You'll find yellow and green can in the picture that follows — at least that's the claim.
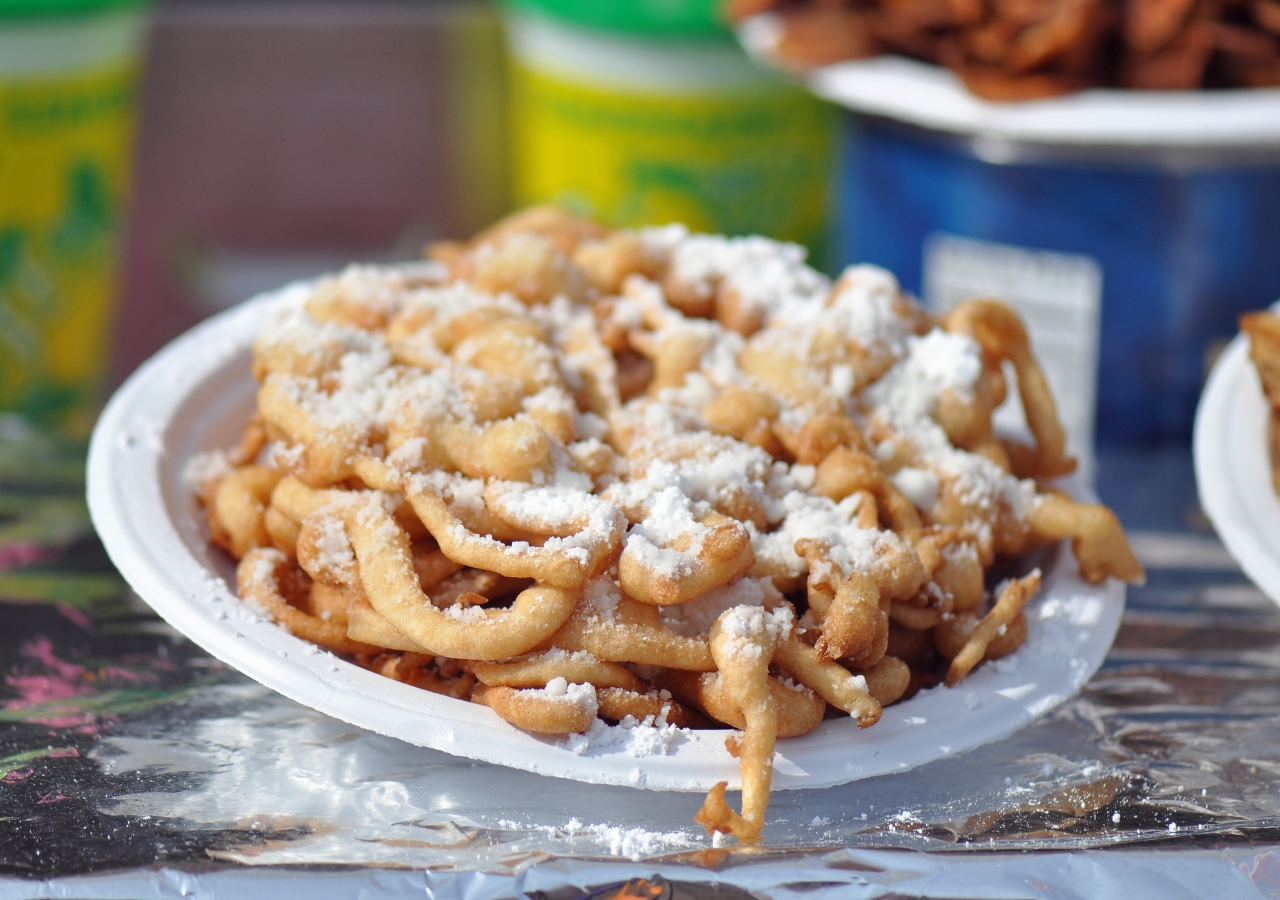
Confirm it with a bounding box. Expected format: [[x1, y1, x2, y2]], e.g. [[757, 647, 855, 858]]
[[505, 2, 836, 256], [0, 0, 147, 436]]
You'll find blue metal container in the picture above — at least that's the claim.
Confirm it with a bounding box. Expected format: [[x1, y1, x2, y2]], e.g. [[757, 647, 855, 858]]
[[837, 115, 1280, 446]]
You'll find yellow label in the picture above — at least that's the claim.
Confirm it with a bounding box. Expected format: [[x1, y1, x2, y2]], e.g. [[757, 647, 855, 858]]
[[510, 61, 836, 256], [0, 59, 138, 435]]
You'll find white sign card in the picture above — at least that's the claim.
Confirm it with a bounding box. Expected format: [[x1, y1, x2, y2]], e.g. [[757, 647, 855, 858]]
[[923, 233, 1103, 481]]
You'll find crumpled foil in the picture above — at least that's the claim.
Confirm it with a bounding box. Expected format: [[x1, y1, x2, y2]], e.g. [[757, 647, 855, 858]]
[[2, 422, 1279, 896]]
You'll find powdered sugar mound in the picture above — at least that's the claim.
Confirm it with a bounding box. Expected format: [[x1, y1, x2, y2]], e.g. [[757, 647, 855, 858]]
[[243, 548, 283, 586], [562, 712, 689, 758], [638, 223, 690, 255], [581, 577, 622, 622], [669, 234, 829, 325], [699, 330, 748, 389], [490, 475, 599, 520], [269, 442, 305, 470], [268, 350, 473, 447], [597, 825, 695, 860], [661, 576, 782, 637], [349, 491, 409, 551], [183, 450, 231, 493], [311, 513, 355, 580], [386, 436, 426, 471], [846, 674, 870, 708], [484, 462, 617, 537], [441, 604, 489, 624], [892, 466, 940, 510], [394, 282, 526, 346], [611, 414, 780, 542], [618, 483, 709, 578], [867, 329, 983, 430], [254, 291, 376, 361], [525, 648, 597, 665], [717, 604, 793, 659], [866, 328, 1037, 529], [527, 678, 599, 716], [823, 264, 913, 352], [310, 264, 417, 324], [605, 458, 728, 578], [751, 491, 908, 583]]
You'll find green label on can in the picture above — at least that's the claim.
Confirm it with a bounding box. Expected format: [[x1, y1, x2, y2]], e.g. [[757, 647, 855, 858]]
[[510, 60, 836, 258]]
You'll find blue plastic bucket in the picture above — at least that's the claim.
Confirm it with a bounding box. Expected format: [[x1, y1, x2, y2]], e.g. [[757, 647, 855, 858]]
[[837, 115, 1280, 446]]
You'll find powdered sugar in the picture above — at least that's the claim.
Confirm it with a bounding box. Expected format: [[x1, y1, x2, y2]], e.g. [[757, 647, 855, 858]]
[[661, 577, 781, 637], [866, 327, 1038, 531], [312, 514, 355, 579], [751, 491, 907, 582], [183, 450, 231, 492], [255, 289, 379, 369], [527, 678, 598, 715], [717, 604, 793, 660], [562, 712, 689, 758], [892, 466, 941, 510], [484, 465, 617, 537], [244, 548, 283, 587], [824, 264, 914, 352], [669, 234, 829, 323], [495, 817, 698, 860], [269, 442, 305, 470], [524, 648, 597, 666], [866, 330, 983, 431], [441, 603, 490, 624]]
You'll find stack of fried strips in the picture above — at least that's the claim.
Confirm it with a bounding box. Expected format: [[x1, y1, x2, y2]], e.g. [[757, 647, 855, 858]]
[[193, 207, 1144, 842], [729, 0, 1280, 100]]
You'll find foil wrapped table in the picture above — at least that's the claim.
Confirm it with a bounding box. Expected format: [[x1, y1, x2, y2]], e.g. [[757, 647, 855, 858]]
[[2, 416, 1278, 898]]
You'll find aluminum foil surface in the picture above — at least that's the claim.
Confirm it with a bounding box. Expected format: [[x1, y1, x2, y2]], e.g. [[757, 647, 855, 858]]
[[2, 423, 1279, 897]]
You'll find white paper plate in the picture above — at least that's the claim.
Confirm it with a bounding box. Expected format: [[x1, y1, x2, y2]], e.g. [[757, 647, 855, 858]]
[[1194, 333, 1280, 604], [738, 14, 1280, 147], [87, 279, 1126, 792]]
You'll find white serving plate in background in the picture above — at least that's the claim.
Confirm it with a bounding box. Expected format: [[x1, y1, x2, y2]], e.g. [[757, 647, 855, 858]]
[[87, 277, 1126, 792], [1195, 333, 1280, 605], [738, 14, 1280, 147]]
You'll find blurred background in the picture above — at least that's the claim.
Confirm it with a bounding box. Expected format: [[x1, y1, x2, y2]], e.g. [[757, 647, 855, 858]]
[[115, 0, 513, 392], [4, 0, 1280, 464]]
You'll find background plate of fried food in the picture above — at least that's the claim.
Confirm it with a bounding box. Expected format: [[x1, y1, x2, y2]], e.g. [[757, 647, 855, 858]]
[[1196, 309, 1280, 605], [734, 2, 1280, 146], [88, 266, 1129, 807]]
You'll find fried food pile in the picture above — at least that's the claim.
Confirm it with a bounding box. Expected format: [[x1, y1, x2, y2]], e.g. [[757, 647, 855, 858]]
[[192, 207, 1143, 842], [729, 0, 1280, 99], [1241, 310, 1280, 494]]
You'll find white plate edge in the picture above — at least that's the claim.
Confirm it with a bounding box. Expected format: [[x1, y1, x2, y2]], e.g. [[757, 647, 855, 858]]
[[1194, 335, 1280, 604]]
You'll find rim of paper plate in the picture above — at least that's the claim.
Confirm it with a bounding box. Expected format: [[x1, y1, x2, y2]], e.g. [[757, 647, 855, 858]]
[[1195, 333, 1280, 606], [737, 14, 1280, 148], [87, 274, 1126, 792]]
